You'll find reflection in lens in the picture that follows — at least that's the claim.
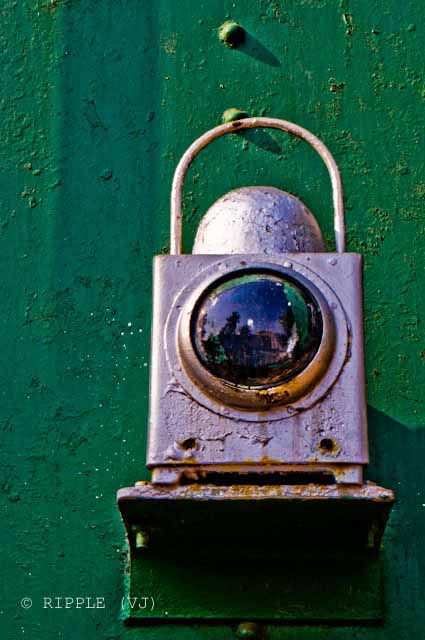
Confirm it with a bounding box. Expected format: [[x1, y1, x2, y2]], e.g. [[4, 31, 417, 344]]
[[191, 272, 323, 388]]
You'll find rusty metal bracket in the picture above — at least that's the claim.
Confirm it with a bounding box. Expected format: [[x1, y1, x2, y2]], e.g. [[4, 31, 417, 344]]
[[119, 481, 394, 551], [117, 481, 394, 622]]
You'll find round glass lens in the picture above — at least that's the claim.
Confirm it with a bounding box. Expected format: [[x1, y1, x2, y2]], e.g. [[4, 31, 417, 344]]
[[191, 272, 323, 388]]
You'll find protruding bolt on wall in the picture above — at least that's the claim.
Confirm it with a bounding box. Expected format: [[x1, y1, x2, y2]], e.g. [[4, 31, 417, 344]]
[[236, 621, 265, 639], [134, 528, 150, 549], [219, 21, 245, 48], [222, 108, 249, 123]]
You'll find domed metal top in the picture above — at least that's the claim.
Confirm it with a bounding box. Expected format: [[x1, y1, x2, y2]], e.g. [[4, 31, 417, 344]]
[[192, 186, 326, 254]]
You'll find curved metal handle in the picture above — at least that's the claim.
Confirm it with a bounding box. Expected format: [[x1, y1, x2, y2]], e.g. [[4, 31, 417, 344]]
[[170, 117, 345, 254]]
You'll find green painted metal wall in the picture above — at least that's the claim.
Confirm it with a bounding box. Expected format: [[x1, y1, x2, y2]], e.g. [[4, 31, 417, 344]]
[[1, 0, 424, 638]]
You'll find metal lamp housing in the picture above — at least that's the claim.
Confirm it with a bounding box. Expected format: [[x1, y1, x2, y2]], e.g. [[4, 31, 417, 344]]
[[148, 251, 366, 485], [117, 121, 394, 602], [146, 118, 369, 486]]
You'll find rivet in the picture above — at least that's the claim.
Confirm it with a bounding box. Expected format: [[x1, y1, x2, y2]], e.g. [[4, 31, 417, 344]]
[[328, 257, 337, 266], [331, 302, 338, 309], [222, 108, 249, 123], [236, 622, 264, 640], [283, 260, 292, 268], [219, 21, 245, 48]]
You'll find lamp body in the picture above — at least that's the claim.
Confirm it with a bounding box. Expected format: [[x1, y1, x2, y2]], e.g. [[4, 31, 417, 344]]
[[147, 251, 367, 485]]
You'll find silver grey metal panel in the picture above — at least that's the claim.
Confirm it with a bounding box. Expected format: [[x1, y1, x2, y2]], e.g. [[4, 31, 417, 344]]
[[147, 253, 368, 470]]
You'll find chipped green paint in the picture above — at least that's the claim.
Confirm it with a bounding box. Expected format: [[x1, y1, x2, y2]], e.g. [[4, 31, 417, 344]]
[[0, 0, 424, 638]]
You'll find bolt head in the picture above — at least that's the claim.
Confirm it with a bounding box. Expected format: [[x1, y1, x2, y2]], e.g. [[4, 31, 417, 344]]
[[222, 107, 249, 123], [219, 21, 245, 48], [236, 622, 264, 640]]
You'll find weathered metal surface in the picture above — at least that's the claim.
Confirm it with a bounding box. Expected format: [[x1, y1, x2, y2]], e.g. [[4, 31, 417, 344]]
[[122, 479, 393, 501], [118, 480, 394, 550], [170, 117, 346, 254], [150, 463, 364, 485], [117, 481, 393, 621], [192, 186, 326, 254], [147, 253, 368, 471], [1, 0, 424, 638]]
